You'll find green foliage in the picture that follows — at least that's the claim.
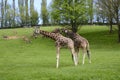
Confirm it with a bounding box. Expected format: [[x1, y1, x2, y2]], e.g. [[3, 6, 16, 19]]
[[86, 0, 93, 24], [17, 0, 39, 27], [31, 9, 39, 26], [30, 0, 39, 26], [51, 0, 88, 32], [41, 0, 49, 25], [0, 26, 120, 80], [6, 4, 14, 27], [19, 5, 26, 26]]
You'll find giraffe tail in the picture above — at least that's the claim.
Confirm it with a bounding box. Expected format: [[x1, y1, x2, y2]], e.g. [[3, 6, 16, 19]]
[[71, 54, 74, 61], [87, 50, 90, 59], [86, 43, 91, 63]]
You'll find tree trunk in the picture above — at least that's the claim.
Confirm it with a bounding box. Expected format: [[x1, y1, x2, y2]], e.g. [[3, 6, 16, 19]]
[[30, 0, 34, 27], [116, 7, 120, 43], [25, 0, 28, 26], [71, 20, 78, 33], [13, 0, 15, 27], [90, 0, 93, 24], [118, 24, 120, 43], [110, 24, 112, 33], [1, 0, 4, 28], [5, 0, 8, 27], [18, 0, 25, 27], [109, 18, 113, 33]]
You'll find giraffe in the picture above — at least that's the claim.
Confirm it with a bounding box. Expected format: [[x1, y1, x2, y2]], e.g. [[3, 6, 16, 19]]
[[33, 28, 78, 68], [52, 28, 91, 64]]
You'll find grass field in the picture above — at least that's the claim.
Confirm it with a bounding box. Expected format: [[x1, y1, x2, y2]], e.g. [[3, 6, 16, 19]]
[[0, 26, 120, 80]]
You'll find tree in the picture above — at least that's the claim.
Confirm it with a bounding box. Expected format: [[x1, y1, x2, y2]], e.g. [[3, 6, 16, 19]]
[[13, 0, 15, 27], [31, 9, 39, 26], [18, 0, 38, 27], [4, 0, 8, 27], [29, 0, 39, 26], [97, 0, 114, 33], [51, 0, 87, 32], [111, 0, 120, 42], [86, 0, 93, 24], [18, 0, 26, 27], [30, 0, 34, 26], [97, 0, 120, 42], [25, 0, 29, 26], [7, 6, 14, 27], [1, 0, 4, 28], [41, 0, 49, 26]]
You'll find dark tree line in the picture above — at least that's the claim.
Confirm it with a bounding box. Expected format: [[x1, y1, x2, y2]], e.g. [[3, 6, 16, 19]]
[[0, 0, 39, 28]]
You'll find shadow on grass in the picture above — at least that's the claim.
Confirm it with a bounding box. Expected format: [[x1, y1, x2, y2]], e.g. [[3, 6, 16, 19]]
[[80, 30, 119, 50]]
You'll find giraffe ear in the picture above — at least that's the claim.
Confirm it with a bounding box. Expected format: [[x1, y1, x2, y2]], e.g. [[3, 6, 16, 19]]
[[65, 30, 68, 33], [33, 26, 39, 33], [36, 29, 40, 33]]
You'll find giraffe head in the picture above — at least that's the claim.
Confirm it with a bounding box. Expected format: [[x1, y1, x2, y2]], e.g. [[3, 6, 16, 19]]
[[61, 28, 70, 34], [52, 28, 68, 35], [33, 27, 40, 38], [52, 28, 75, 39]]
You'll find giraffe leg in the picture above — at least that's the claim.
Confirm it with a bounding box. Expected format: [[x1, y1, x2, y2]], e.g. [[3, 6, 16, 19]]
[[75, 48, 80, 64], [70, 48, 78, 66], [82, 49, 86, 65], [74, 53, 78, 66], [56, 46, 60, 68]]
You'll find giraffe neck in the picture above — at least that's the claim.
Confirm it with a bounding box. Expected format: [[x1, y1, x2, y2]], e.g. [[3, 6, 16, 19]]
[[65, 31, 76, 40], [39, 30, 59, 41]]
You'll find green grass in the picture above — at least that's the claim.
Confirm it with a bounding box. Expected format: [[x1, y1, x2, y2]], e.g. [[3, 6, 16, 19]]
[[0, 26, 120, 80]]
